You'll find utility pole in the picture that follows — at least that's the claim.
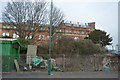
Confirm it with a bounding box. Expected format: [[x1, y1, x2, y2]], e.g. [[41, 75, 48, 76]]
[[48, 0, 53, 75]]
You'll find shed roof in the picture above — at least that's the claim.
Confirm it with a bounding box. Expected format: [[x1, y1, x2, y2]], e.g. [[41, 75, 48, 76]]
[[0, 38, 22, 47]]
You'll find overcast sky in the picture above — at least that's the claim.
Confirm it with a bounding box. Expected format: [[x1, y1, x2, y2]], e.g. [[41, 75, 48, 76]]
[[0, 0, 119, 50]]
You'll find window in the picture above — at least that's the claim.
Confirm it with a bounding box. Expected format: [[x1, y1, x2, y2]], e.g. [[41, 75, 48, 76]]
[[7, 26, 10, 28], [56, 29, 61, 32], [25, 35, 32, 39], [38, 34, 45, 40], [25, 36, 28, 39], [74, 31, 77, 33], [13, 33, 16, 38], [3, 26, 7, 28], [59, 29, 61, 32], [6, 33, 9, 36], [65, 30, 68, 33], [13, 26, 17, 29], [69, 30, 72, 33], [86, 35, 89, 37], [74, 37, 79, 40], [47, 36, 49, 39], [56, 35, 59, 40], [56, 29, 59, 32], [40, 28, 45, 30], [3, 26, 10, 29], [82, 32, 85, 34], [28, 35, 33, 39], [13, 33, 19, 38], [2, 32, 9, 36], [2, 33, 5, 36], [31, 28, 34, 30], [56, 35, 61, 40]]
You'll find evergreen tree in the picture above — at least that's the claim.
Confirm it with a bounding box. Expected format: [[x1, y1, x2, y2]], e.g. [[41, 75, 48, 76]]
[[89, 29, 112, 46]]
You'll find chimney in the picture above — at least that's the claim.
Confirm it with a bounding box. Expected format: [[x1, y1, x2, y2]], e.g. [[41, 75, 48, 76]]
[[85, 23, 87, 27], [88, 22, 95, 28]]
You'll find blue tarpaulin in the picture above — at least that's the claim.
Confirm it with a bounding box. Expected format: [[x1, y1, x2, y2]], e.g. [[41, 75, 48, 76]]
[[103, 66, 110, 71]]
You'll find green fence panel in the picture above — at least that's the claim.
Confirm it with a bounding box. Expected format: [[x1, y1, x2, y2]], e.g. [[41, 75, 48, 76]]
[[0, 42, 2, 72], [0, 40, 21, 72]]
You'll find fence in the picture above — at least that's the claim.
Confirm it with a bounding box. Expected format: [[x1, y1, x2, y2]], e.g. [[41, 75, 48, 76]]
[[2, 54, 119, 72], [60, 55, 118, 72]]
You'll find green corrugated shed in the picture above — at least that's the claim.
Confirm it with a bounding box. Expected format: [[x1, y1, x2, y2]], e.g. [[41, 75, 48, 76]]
[[0, 39, 21, 72]]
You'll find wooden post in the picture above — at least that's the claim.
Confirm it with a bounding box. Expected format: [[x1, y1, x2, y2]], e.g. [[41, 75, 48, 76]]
[[14, 59, 20, 72], [63, 54, 65, 71]]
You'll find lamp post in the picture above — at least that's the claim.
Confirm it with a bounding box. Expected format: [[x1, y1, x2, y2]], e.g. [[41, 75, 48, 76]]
[[48, 0, 53, 75]]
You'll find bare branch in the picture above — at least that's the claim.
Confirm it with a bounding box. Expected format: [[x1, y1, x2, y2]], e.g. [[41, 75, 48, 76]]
[[2, 0, 64, 41]]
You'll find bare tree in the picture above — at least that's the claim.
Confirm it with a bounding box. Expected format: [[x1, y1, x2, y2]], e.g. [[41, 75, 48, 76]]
[[2, 0, 64, 40], [51, 5, 64, 26]]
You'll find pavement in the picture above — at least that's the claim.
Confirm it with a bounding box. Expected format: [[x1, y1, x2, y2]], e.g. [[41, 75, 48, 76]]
[[1, 71, 119, 78]]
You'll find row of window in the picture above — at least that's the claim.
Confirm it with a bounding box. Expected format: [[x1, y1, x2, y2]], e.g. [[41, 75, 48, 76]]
[[2, 32, 46, 40], [2, 26, 47, 31], [25, 35, 45, 39], [24, 35, 81, 40], [56, 29, 86, 34], [2, 32, 10, 36], [2, 32, 19, 38], [40, 28, 88, 35], [2, 26, 87, 35], [2, 26, 17, 29], [65, 30, 86, 34], [64, 23, 88, 28], [2, 32, 83, 40]]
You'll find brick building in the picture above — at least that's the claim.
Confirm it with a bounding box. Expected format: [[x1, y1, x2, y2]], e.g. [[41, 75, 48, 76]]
[[0, 21, 95, 45]]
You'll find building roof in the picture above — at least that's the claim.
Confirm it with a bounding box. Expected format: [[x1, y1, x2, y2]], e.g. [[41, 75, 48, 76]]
[[0, 20, 95, 29], [63, 22, 94, 29]]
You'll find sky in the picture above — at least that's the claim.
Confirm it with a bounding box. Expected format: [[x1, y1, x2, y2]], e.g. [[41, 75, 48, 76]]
[[53, 0, 118, 50], [0, 0, 119, 50]]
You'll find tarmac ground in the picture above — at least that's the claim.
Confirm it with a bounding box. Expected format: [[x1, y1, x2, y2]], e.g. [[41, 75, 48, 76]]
[[1, 71, 118, 78]]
